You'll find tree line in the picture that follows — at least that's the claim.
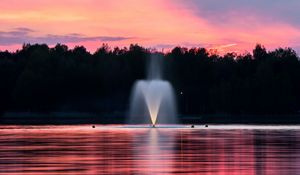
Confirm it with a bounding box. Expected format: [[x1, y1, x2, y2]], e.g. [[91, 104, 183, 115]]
[[0, 43, 300, 116]]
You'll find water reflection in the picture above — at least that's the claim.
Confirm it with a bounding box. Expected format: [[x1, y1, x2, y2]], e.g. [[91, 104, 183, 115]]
[[0, 125, 299, 174], [133, 129, 176, 174]]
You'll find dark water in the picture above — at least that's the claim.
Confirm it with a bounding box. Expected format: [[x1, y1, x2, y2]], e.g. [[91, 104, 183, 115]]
[[0, 125, 299, 175]]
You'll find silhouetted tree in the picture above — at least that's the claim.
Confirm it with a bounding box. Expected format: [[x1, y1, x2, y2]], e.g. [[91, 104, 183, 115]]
[[0, 43, 299, 117]]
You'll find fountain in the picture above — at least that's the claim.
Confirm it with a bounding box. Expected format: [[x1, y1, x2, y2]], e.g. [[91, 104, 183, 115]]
[[129, 55, 177, 126]]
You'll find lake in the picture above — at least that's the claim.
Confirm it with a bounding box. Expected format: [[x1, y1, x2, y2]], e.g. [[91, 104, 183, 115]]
[[0, 125, 299, 174]]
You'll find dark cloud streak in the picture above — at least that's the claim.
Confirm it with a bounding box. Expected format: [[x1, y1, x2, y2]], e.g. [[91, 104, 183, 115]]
[[0, 28, 133, 45]]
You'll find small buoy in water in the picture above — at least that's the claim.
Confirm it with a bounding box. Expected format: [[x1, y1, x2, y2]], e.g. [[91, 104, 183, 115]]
[[205, 125, 208, 128], [191, 125, 194, 128], [92, 125, 95, 128]]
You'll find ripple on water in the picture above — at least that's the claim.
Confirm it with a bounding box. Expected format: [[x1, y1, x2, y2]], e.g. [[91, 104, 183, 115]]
[[0, 125, 299, 175]]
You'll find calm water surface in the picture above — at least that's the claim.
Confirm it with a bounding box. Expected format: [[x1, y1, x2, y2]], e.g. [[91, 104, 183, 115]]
[[0, 125, 299, 175]]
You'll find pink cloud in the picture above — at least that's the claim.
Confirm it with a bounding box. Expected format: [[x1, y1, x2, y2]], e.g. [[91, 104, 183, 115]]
[[0, 0, 299, 54]]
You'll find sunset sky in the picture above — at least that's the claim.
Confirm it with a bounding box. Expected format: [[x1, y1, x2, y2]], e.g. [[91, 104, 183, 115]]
[[1, 0, 300, 54]]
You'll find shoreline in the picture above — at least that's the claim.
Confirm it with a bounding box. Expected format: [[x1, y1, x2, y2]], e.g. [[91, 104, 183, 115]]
[[0, 112, 300, 125]]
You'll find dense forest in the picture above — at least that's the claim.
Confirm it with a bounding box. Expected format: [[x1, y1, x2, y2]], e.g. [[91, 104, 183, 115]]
[[0, 43, 300, 116]]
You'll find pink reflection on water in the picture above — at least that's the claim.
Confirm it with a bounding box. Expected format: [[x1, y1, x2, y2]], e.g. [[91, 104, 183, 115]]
[[0, 125, 299, 174]]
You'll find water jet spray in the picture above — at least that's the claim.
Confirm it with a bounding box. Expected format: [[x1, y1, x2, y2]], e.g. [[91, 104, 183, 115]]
[[129, 55, 177, 125]]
